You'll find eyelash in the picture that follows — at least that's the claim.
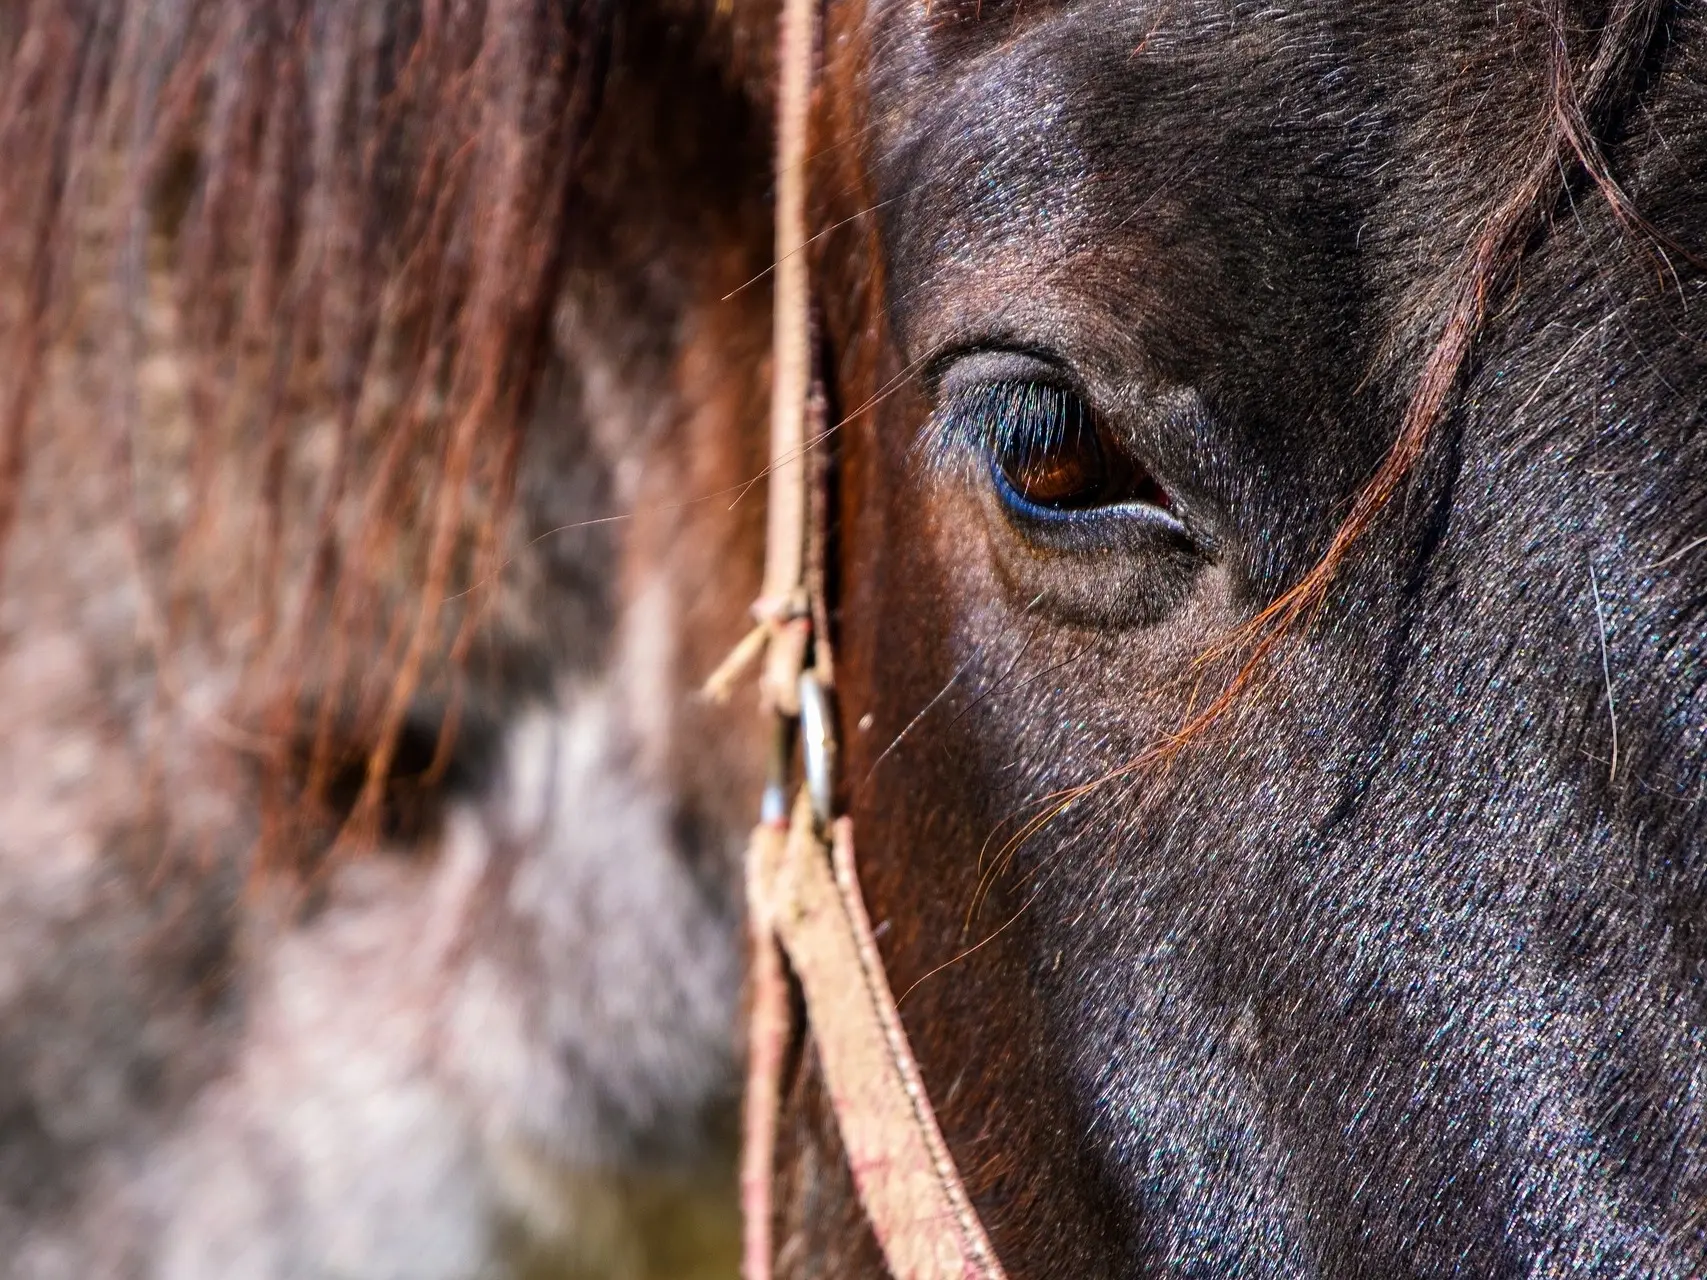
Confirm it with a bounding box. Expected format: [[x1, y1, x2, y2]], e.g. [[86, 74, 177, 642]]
[[924, 380, 1085, 476], [926, 379, 1173, 519]]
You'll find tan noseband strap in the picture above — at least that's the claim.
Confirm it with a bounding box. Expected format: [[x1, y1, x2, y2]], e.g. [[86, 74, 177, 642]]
[[753, 794, 1010, 1278], [726, 0, 1010, 1276]]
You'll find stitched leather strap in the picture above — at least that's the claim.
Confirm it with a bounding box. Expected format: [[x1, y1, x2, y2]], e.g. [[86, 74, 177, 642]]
[[759, 792, 1008, 1279], [735, 0, 1008, 1274]]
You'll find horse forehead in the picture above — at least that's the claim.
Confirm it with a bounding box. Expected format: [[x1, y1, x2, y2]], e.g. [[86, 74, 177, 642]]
[[862, 0, 1398, 370], [866, 0, 1380, 136]]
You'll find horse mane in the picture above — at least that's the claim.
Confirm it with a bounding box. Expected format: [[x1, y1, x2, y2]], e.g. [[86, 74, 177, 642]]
[[0, 0, 616, 846]]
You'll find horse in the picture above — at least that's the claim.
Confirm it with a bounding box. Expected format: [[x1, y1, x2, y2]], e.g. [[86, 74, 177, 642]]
[[0, 2, 771, 1274], [778, 1, 1707, 1274], [1, 0, 1704, 1278]]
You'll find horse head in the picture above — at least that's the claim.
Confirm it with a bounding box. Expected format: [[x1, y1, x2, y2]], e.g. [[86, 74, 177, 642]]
[[784, 1, 1707, 1273]]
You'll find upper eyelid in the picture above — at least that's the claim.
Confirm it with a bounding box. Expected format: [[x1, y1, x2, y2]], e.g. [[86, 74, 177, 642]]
[[926, 345, 1079, 399]]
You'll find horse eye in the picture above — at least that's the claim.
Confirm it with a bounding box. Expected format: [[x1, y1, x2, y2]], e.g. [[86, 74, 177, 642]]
[[998, 408, 1109, 508], [987, 383, 1169, 514]]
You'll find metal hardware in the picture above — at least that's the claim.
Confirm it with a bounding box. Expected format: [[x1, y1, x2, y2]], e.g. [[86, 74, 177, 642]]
[[738, 0, 1008, 1269], [760, 715, 792, 827], [797, 668, 836, 829]]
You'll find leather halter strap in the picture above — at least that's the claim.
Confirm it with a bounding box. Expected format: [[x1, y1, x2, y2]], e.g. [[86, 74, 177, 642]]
[[723, 0, 1010, 1276]]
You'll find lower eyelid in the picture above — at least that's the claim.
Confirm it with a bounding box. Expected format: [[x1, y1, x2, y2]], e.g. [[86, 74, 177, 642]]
[[992, 460, 1187, 532]]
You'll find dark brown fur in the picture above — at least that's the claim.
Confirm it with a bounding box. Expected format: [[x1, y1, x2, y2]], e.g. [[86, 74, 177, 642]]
[[780, 1, 1707, 1275]]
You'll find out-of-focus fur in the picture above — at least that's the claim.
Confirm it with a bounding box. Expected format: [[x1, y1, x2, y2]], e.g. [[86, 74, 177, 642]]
[[0, 2, 777, 1275]]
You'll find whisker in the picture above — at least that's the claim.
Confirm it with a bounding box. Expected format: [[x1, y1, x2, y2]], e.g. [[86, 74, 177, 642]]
[[1589, 556, 1620, 785], [896, 883, 1042, 1007], [944, 638, 1094, 738], [719, 197, 901, 302]]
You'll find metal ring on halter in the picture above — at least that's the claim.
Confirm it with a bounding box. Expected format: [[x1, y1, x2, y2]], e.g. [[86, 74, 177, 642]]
[[760, 716, 792, 827], [797, 668, 836, 829]]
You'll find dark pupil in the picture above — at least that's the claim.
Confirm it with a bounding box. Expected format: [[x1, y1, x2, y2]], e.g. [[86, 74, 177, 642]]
[[997, 386, 1108, 508]]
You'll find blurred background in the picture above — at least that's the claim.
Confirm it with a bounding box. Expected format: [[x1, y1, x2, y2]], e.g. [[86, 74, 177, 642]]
[[0, 1, 780, 1275]]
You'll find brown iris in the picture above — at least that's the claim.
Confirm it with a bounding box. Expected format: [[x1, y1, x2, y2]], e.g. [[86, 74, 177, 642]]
[[991, 382, 1173, 513], [999, 412, 1111, 508]]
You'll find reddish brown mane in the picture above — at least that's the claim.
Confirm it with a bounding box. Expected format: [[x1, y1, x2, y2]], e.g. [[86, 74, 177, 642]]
[[0, 0, 611, 848]]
